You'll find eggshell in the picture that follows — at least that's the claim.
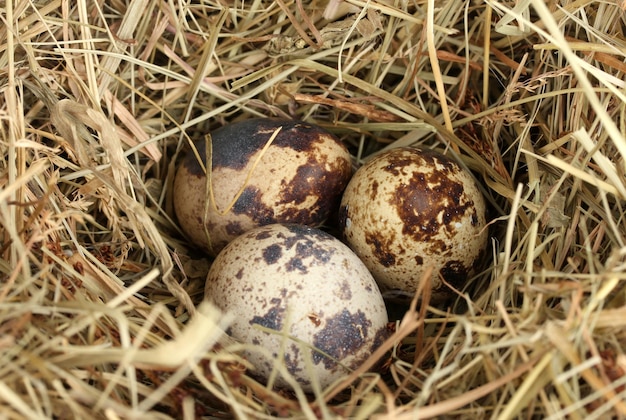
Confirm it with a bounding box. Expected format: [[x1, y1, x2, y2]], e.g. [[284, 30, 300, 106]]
[[339, 147, 488, 301], [204, 223, 389, 391], [173, 118, 352, 256]]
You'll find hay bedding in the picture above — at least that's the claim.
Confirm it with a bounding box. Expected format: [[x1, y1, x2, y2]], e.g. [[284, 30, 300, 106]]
[[1, 0, 626, 417]]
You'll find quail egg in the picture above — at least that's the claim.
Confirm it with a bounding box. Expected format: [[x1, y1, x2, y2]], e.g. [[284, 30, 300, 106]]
[[174, 119, 352, 256], [339, 147, 488, 302], [204, 223, 389, 390]]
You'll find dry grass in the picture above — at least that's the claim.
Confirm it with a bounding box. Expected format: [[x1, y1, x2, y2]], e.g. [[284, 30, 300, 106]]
[[1, 0, 626, 418]]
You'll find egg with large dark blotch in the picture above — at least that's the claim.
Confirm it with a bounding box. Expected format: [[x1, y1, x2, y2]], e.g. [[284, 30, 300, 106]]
[[339, 147, 488, 302], [173, 118, 352, 256], [204, 223, 389, 391]]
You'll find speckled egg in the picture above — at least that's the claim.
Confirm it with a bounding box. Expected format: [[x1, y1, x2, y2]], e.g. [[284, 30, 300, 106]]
[[339, 147, 488, 301], [204, 223, 389, 391], [174, 118, 352, 256]]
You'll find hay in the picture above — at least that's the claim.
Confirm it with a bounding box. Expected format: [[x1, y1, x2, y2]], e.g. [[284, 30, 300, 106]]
[[1, 0, 626, 417]]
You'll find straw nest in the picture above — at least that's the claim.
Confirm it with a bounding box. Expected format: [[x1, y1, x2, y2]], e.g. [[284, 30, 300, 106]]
[[1, 0, 626, 418]]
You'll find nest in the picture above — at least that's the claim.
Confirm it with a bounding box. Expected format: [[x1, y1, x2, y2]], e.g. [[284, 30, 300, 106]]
[[1, 0, 626, 418]]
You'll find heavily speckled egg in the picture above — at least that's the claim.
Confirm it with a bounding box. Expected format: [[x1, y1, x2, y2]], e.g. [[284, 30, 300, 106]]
[[204, 223, 389, 391], [174, 118, 352, 256], [339, 147, 488, 301]]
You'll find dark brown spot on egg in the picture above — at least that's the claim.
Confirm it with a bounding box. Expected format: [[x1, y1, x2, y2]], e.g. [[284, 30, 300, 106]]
[[277, 156, 351, 224], [297, 241, 333, 264], [255, 229, 272, 240], [262, 244, 282, 264], [250, 298, 284, 331], [212, 120, 268, 170], [369, 179, 379, 200], [370, 325, 391, 354], [284, 345, 305, 377], [181, 120, 278, 174], [180, 145, 208, 178], [336, 279, 352, 300], [312, 309, 371, 370], [427, 238, 450, 254], [286, 257, 307, 273], [279, 121, 336, 152], [232, 186, 276, 224], [390, 152, 473, 244], [345, 325, 393, 372], [381, 156, 414, 176], [284, 222, 334, 242], [278, 160, 324, 205], [225, 220, 244, 236], [276, 225, 337, 271], [365, 232, 396, 267]]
